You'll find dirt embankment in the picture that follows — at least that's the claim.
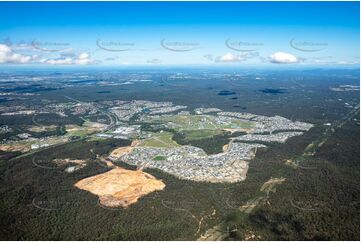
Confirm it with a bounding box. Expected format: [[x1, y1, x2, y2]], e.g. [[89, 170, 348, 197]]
[[222, 144, 229, 152], [109, 140, 140, 160], [74, 167, 165, 208], [53, 158, 87, 166], [53, 158, 87, 173], [28, 125, 57, 132], [260, 177, 286, 194], [0, 144, 30, 153]]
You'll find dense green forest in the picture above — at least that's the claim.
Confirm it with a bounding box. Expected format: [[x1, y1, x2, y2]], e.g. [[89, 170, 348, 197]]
[[0, 119, 359, 240], [0, 70, 359, 240]]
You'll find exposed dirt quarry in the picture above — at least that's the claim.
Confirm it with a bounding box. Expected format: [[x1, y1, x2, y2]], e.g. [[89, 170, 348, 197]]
[[74, 167, 165, 208]]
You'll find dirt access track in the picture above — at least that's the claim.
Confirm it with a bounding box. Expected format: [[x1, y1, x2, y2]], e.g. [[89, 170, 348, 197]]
[[75, 167, 165, 208]]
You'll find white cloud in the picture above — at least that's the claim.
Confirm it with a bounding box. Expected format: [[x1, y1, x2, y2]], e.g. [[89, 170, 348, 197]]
[[215, 52, 258, 63], [217, 53, 239, 62], [0, 44, 36, 64], [0, 42, 97, 65], [75, 52, 93, 64], [41, 52, 96, 65], [78, 52, 89, 60], [269, 52, 299, 64]]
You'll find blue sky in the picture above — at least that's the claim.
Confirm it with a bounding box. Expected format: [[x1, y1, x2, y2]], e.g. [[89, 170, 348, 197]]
[[0, 1, 359, 67]]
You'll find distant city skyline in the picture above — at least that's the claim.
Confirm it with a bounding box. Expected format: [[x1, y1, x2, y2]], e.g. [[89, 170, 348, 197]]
[[0, 1, 359, 68]]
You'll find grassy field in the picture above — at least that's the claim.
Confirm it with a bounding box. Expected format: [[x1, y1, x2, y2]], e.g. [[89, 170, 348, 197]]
[[179, 129, 223, 141], [147, 114, 254, 131], [65, 122, 104, 138], [140, 131, 180, 148], [152, 155, 167, 161]]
